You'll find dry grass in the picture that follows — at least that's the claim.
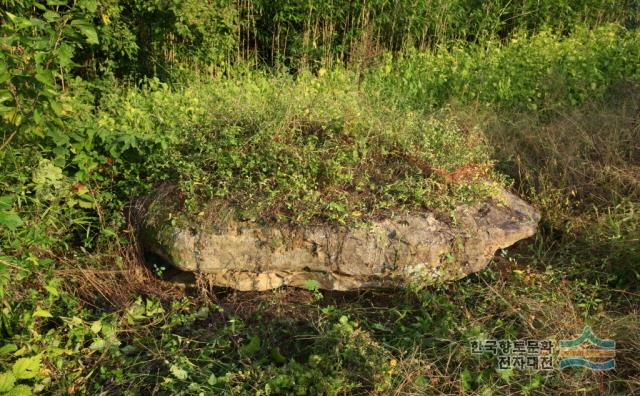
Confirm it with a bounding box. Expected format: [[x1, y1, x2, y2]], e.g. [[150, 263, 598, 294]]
[[478, 82, 640, 212], [55, 226, 185, 310]]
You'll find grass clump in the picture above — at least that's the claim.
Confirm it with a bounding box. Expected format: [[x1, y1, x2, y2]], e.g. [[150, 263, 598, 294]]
[[476, 82, 640, 291]]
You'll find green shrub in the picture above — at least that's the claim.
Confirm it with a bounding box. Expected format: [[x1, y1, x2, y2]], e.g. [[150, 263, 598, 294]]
[[87, 70, 500, 225], [366, 25, 640, 111]]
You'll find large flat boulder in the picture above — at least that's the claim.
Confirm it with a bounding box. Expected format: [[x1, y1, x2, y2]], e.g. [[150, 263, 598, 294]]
[[140, 189, 539, 291]]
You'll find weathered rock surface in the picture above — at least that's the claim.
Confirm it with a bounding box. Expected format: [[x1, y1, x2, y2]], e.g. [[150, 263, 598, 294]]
[[140, 189, 540, 291]]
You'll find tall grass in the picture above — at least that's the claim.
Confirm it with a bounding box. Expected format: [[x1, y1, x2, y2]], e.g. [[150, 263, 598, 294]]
[[476, 82, 640, 290], [80, 0, 640, 79], [365, 25, 640, 111], [239, 0, 637, 68]]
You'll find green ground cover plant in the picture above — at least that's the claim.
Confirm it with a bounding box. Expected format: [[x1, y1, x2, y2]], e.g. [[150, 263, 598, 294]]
[[93, 72, 500, 225], [1, 1, 639, 395]]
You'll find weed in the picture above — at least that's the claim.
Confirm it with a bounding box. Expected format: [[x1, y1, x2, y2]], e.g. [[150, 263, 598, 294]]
[[0, 2, 639, 394]]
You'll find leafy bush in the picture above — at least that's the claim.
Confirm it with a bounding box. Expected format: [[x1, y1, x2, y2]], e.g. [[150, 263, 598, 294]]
[[1, 0, 98, 152], [91, 71, 498, 224], [367, 25, 640, 111]]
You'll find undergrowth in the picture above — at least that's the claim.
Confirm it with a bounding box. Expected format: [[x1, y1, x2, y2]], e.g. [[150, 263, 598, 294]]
[[96, 72, 500, 225], [0, 6, 639, 395]]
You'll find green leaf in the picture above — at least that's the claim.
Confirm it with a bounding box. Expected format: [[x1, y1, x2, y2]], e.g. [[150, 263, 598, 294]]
[[126, 299, 146, 323], [79, 0, 97, 12], [239, 336, 261, 357], [460, 368, 474, 391], [0, 196, 13, 210], [48, 99, 63, 116], [194, 306, 209, 320], [524, 374, 542, 390], [0, 90, 12, 103], [4, 13, 32, 29], [43, 11, 60, 22], [33, 309, 53, 318], [89, 338, 105, 351], [0, 211, 23, 231], [414, 375, 428, 388], [44, 285, 59, 297], [169, 365, 188, 380], [55, 43, 75, 68], [4, 12, 17, 23], [0, 344, 18, 355], [0, 65, 10, 84], [35, 69, 54, 87], [12, 356, 41, 380], [90, 320, 102, 334], [303, 279, 320, 292], [6, 384, 33, 396], [0, 371, 16, 393], [71, 20, 98, 45], [77, 196, 94, 209], [497, 368, 514, 382], [270, 347, 286, 364]]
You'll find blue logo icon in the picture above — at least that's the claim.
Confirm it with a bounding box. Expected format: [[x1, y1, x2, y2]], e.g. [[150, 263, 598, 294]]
[[559, 327, 615, 370]]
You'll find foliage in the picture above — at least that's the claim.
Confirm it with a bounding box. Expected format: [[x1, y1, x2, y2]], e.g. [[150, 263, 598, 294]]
[[244, 0, 637, 69], [366, 25, 640, 111], [476, 83, 640, 290], [98, 71, 498, 225], [0, 1, 639, 395], [89, 0, 238, 80], [87, 0, 640, 76], [5, 0, 636, 80], [0, 0, 98, 152], [1, 247, 637, 394]]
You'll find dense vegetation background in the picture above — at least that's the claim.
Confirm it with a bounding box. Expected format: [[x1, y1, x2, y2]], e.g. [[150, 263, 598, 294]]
[[1, 0, 639, 394]]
